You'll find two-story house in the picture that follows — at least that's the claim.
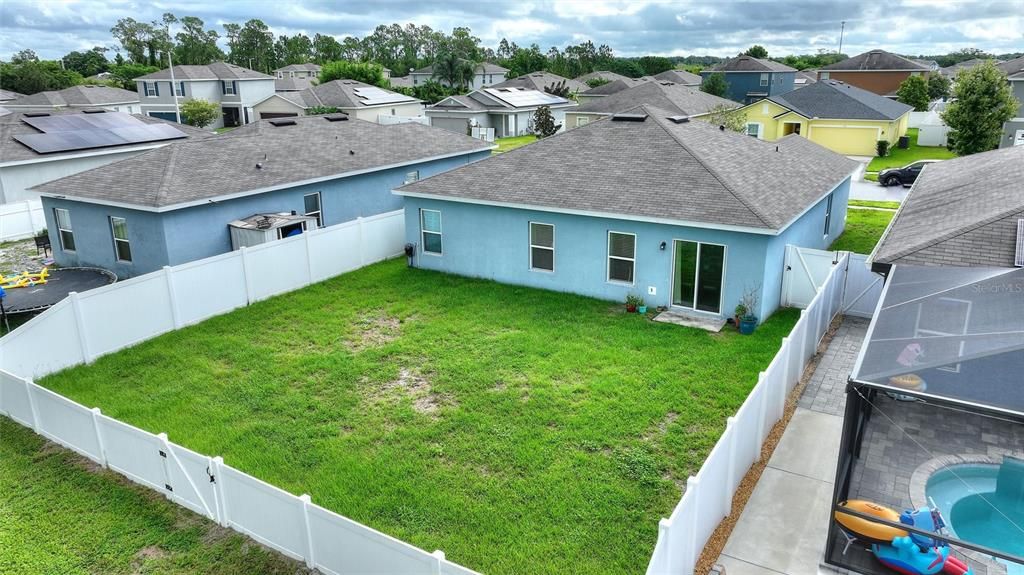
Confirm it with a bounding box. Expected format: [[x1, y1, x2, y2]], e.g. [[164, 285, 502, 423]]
[[998, 56, 1024, 148], [136, 62, 276, 129], [273, 63, 321, 80], [700, 56, 797, 104], [408, 63, 509, 91], [816, 50, 931, 97]]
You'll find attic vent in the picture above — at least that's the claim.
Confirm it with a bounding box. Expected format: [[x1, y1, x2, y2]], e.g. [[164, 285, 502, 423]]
[[1015, 219, 1024, 267], [667, 115, 690, 124], [269, 118, 297, 126], [323, 114, 349, 122], [23, 112, 50, 117], [611, 113, 648, 122], [82, 109, 107, 114]]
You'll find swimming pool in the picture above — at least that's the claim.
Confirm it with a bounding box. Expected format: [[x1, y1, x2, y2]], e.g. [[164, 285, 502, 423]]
[[926, 463, 1024, 575]]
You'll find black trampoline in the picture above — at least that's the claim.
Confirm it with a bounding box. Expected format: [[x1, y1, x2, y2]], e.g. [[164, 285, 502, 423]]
[[1, 267, 116, 314]]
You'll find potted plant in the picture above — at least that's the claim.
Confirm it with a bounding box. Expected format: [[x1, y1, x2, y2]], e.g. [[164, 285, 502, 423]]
[[625, 294, 642, 313], [738, 286, 761, 335], [733, 303, 747, 330], [637, 297, 647, 314]]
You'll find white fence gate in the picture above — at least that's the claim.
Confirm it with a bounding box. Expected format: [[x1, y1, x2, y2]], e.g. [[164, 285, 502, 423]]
[[470, 127, 495, 142], [0, 209, 479, 575], [378, 114, 430, 126], [0, 199, 46, 243], [781, 245, 883, 318]]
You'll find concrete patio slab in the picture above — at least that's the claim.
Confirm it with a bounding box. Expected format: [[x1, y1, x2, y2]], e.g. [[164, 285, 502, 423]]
[[653, 309, 726, 332], [717, 552, 788, 575], [768, 408, 844, 483]]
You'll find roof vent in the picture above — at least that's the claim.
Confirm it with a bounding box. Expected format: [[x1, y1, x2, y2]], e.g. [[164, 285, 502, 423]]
[[667, 115, 690, 124], [82, 109, 107, 114], [611, 113, 648, 122], [23, 112, 50, 117], [268, 118, 296, 127], [1015, 219, 1024, 267], [323, 114, 349, 122], [719, 125, 726, 131]]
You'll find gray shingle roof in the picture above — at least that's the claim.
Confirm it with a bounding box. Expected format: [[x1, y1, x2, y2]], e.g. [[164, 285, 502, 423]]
[[32, 115, 491, 209], [872, 146, 1024, 267], [491, 72, 588, 94], [0, 89, 24, 102], [575, 70, 633, 84], [3, 85, 139, 107], [263, 80, 419, 110], [0, 110, 213, 164], [274, 63, 321, 73], [998, 55, 1024, 79], [819, 50, 930, 72], [275, 77, 314, 92], [580, 77, 649, 96], [767, 80, 913, 121], [653, 69, 702, 85], [398, 104, 858, 232], [136, 62, 273, 81], [712, 56, 796, 73], [575, 81, 738, 116]]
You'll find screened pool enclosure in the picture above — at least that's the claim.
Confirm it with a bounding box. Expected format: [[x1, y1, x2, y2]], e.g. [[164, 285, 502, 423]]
[[828, 265, 1024, 575]]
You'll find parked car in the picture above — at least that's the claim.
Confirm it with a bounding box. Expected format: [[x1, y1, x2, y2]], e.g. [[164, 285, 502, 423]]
[[878, 160, 940, 187]]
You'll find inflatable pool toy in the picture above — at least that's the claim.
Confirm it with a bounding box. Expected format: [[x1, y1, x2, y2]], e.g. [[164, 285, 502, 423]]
[[835, 500, 909, 544], [900, 506, 944, 549], [873, 536, 949, 575], [0, 267, 49, 289]]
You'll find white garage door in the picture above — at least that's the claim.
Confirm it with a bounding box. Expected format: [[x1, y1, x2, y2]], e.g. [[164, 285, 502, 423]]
[[430, 117, 469, 134]]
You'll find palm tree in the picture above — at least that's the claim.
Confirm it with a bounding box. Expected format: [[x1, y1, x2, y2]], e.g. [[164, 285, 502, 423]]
[[432, 51, 476, 91]]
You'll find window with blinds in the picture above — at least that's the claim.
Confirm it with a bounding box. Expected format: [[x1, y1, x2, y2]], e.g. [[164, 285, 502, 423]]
[[529, 222, 554, 271], [420, 209, 442, 255], [607, 231, 636, 284]]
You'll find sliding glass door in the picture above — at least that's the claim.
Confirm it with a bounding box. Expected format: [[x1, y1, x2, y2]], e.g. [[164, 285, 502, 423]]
[[672, 240, 725, 314]]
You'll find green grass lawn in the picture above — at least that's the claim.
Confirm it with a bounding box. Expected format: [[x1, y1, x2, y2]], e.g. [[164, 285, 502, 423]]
[[0, 418, 305, 575], [864, 172, 879, 182], [36, 259, 797, 575], [866, 128, 958, 172], [848, 200, 900, 210], [829, 208, 895, 254], [213, 126, 236, 134], [492, 135, 537, 154]]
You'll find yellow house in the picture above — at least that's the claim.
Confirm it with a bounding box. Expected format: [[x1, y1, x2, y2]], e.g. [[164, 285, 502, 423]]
[[734, 80, 912, 156]]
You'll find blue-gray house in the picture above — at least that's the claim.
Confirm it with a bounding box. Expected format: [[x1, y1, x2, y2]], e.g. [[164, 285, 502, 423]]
[[394, 104, 858, 322], [33, 115, 492, 277], [700, 56, 797, 104]]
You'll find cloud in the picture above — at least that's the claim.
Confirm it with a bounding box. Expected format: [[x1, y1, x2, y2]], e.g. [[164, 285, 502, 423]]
[[1, 0, 1022, 60]]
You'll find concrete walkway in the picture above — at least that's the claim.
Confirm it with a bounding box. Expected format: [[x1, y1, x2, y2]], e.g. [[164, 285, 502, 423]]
[[716, 317, 869, 575]]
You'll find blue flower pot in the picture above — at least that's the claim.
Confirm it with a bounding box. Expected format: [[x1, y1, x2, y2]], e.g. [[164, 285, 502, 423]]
[[739, 316, 758, 335], [637, 306, 647, 314]]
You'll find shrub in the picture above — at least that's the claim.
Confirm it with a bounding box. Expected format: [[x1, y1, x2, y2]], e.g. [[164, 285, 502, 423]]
[[179, 98, 219, 129], [876, 140, 890, 157]]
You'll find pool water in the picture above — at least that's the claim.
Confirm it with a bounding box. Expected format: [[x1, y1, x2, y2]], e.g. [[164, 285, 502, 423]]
[[926, 463, 1024, 575]]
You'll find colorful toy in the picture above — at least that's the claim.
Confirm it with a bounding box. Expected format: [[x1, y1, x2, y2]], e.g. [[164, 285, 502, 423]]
[[0, 267, 49, 289], [835, 500, 909, 544], [873, 536, 949, 575]]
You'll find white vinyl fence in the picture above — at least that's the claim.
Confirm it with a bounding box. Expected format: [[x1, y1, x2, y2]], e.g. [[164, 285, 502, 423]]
[[0, 199, 46, 243], [0, 209, 479, 574], [646, 250, 869, 575], [781, 245, 883, 318], [470, 127, 495, 142], [378, 114, 430, 126]]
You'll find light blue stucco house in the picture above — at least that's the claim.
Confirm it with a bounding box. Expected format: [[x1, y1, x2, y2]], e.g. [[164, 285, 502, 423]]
[[33, 115, 492, 278], [395, 104, 858, 322], [700, 55, 797, 104]]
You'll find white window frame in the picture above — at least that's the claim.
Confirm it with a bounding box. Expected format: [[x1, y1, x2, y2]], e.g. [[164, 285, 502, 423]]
[[303, 192, 323, 228], [420, 208, 442, 256], [174, 81, 184, 97], [143, 82, 157, 97], [404, 170, 420, 184], [54, 207, 75, 252], [606, 231, 636, 285], [760, 73, 769, 87], [820, 72, 830, 80], [222, 81, 236, 95], [109, 216, 132, 263], [745, 122, 763, 139], [529, 222, 555, 272], [823, 193, 834, 238], [576, 116, 590, 127]]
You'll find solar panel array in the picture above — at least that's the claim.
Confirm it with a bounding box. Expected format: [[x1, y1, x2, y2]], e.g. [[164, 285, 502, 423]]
[[483, 87, 567, 108], [14, 111, 188, 155], [352, 86, 414, 106]]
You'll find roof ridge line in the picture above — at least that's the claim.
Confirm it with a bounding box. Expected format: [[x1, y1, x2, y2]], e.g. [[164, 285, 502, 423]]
[[154, 144, 181, 206], [645, 108, 773, 228]]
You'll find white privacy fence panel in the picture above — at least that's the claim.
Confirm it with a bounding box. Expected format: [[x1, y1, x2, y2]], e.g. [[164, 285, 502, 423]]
[[170, 252, 249, 327], [377, 114, 430, 126], [647, 251, 853, 575], [97, 415, 169, 491], [219, 465, 308, 560], [842, 253, 884, 318], [0, 299, 83, 379], [77, 274, 175, 359], [0, 199, 46, 242]]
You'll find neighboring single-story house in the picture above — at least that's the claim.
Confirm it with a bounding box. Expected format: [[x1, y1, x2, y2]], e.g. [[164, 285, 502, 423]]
[[870, 145, 1024, 273], [395, 104, 858, 322], [32, 115, 493, 278], [565, 80, 737, 129], [389, 76, 414, 89], [408, 63, 508, 91], [576, 77, 650, 106], [274, 63, 321, 80], [574, 70, 633, 85], [817, 50, 931, 97], [490, 72, 589, 96], [700, 56, 797, 104], [0, 110, 212, 205], [997, 56, 1024, 149], [734, 80, 912, 156], [794, 70, 817, 87], [652, 69, 702, 86], [252, 79, 423, 122], [2, 85, 140, 114], [425, 87, 577, 137], [0, 89, 24, 103]]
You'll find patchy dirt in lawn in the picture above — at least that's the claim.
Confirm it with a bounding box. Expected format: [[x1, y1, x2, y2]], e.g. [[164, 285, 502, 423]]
[[0, 237, 49, 276], [346, 313, 403, 351], [363, 367, 451, 417]]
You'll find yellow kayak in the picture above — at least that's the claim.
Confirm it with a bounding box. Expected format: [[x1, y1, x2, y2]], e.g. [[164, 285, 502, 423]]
[[835, 500, 908, 544]]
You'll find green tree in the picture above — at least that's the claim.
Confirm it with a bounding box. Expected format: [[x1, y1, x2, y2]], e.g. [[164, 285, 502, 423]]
[[636, 56, 673, 76], [502, 43, 547, 78], [319, 61, 388, 87], [0, 61, 82, 94], [701, 72, 728, 97], [11, 49, 38, 63], [179, 98, 219, 128], [927, 73, 951, 100], [744, 45, 768, 59], [704, 104, 747, 132], [531, 105, 558, 138], [606, 58, 645, 78], [896, 75, 930, 111], [111, 18, 152, 63], [312, 34, 343, 64], [230, 19, 276, 72], [173, 16, 224, 65], [410, 79, 455, 104], [942, 61, 1020, 155], [62, 47, 109, 77], [275, 34, 313, 66], [108, 63, 159, 90], [307, 106, 341, 115], [431, 51, 475, 90]]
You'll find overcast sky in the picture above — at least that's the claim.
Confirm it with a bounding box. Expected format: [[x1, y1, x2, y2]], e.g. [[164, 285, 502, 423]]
[[3, 0, 1023, 61]]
